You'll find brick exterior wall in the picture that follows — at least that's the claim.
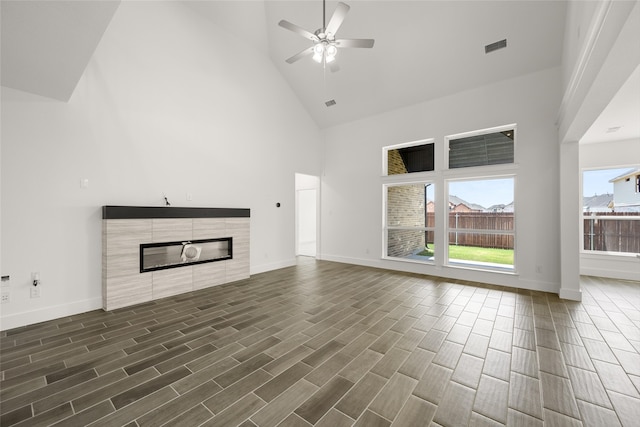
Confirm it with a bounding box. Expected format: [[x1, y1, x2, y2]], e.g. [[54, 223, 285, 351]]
[[387, 151, 426, 257]]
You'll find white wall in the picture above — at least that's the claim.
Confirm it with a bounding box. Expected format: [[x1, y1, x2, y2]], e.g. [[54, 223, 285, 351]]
[[320, 67, 563, 294], [0, 2, 322, 330], [580, 139, 640, 280]]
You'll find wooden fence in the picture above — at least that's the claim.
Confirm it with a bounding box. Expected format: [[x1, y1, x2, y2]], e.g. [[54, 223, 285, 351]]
[[583, 212, 640, 253], [425, 212, 514, 249]]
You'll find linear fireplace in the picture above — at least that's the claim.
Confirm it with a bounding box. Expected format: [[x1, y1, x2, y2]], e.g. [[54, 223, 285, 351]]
[[140, 237, 232, 273]]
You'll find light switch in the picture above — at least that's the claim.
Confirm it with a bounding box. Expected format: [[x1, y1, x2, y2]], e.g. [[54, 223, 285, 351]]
[[80, 178, 89, 189]]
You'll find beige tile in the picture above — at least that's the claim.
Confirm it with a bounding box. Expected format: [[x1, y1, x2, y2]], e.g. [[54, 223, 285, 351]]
[[608, 390, 640, 427], [583, 337, 618, 363], [398, 348, 434, 380], [451, 353, 484, 389], [353, 410, 390, 427], [413, 363, 453, 405], [433, 381, 475, 426], [509, 372, 542, 419], [335, 372, 387, 420], [339, 349, 384, 383], [489, 330, 513, 353], [391, 395, 436, 426], [511, 347, 539, 378], [473, 375, 508, 424], [543, 409, 582, 427], [612, 348, 640, 376], [592, 360, 640, 398], [506, 409, 543, 427], [368, 372, 417, 421], [539, 372, 580, 418], [464, 333, 490, 358], [370, 347, 411, 379], [537, 347, 568, 378], [294, 376, 353, 425], [250, 379, 317, 427], [468, 412, 504, 427], [315, 409, 354, 427], [432, 341, 463, 369], [576, 399, 622, 427], [152, 218, 192, 242], [566, 366, 612, 408], [483, 349, 511, 382], [560, 342, 595, 371]]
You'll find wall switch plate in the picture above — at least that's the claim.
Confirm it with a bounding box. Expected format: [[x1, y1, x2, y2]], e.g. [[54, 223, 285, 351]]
[[1, 292, 10, 303], [80, 178, 89, 189], [30, 287, 41, 298]]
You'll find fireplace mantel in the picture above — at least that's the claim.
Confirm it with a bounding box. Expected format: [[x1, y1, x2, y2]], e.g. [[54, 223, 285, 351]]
[[102, 205, 250, 219], [102, 206, 250, 311]]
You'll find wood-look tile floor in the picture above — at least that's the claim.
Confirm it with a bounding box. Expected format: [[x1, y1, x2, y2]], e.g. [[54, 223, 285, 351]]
[[1, 258, 639, 426]]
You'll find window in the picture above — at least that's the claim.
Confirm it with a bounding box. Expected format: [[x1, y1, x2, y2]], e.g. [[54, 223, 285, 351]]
[[384, 182, 435, 262], [449, 129, 514, 169], [447, 177, 515, 270], [582, 167, 640, 254], [385, 141, 434, 175]]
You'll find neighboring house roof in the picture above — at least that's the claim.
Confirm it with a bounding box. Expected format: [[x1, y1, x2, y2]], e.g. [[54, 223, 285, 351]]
[[449, 195, 485, 211], [583, 194, 614, 211], [609, 168, 640, 183], [486, 202, 514, 213]]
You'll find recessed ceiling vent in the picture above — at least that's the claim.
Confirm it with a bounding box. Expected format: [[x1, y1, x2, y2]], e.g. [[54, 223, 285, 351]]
[[325, 99, 337, 107], [485, 39, 507, 54]]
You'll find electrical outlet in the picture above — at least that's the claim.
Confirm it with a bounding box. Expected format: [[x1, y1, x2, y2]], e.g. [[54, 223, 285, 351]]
[[1, 292, 10, 304], [31, 286, 41, 298]]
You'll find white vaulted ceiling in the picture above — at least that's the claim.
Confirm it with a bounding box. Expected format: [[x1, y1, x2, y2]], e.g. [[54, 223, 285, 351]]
[[0, 0, 120, 102], [2, 0, 635, 136]]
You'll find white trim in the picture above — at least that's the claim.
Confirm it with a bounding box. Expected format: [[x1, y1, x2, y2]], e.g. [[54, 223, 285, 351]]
[[320, 254, 558, 294], [559, 287, 583, 302], [0, 297, 102, 331], [250, 258, 297, 275], [557, 0, 613, 127], [445, 123, 517, 171], [382, 138, 435, 176]]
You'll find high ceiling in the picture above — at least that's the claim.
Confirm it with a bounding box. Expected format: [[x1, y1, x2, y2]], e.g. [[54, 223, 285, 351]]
[[1, 1, 636, 137]]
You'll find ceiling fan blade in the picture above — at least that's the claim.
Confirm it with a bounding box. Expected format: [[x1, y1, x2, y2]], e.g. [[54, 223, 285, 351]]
[[336, 38, 375, 48], [285, 47, 314, 64], [278, 20, 319, 41], [325, 2, 350, 35]]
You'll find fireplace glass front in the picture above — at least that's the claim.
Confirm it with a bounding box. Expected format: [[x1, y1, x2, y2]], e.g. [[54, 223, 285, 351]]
[[140, 237, 232, 273]]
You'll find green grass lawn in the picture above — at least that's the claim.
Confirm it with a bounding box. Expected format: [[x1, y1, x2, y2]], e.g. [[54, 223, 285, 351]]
[[418, 245, 514, 265]]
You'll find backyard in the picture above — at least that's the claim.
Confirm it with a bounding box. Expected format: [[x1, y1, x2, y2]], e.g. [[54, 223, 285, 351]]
[[419, 245, 514, 265]]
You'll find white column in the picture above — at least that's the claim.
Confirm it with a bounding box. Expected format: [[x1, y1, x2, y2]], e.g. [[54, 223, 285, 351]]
[[559, 141, 582, 301]]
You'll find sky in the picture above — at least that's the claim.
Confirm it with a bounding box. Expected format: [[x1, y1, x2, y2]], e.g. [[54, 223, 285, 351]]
[[583, 167, 636, 197], [449, 178, 514, 209]]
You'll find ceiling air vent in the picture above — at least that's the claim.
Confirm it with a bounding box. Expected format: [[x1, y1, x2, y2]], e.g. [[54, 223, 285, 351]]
[[485, 39, 507, 54], [325, 99, 337, 107]]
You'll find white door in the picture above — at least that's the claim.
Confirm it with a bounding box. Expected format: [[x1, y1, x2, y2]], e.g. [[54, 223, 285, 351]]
[[297, 189, 317, 257]]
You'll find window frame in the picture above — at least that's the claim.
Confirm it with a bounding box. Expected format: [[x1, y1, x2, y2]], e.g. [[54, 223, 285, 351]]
[[445, 124, 517, 171], [444, 175, 517, 272], [382, 179, 436, 264], [383, 138, 435, 176], [580, 166, 640, 257]]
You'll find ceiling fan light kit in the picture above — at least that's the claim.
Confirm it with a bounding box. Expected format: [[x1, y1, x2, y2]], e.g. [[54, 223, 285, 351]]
[[279, 0, 374, 69]]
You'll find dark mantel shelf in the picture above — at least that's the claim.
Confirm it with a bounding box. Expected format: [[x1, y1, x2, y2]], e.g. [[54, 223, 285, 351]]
[[102, 206, 250, 219]]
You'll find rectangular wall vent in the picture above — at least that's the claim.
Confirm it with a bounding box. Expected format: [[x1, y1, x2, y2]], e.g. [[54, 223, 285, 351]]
[[485, 39, 507, 54], [325, 99, 337, 107]]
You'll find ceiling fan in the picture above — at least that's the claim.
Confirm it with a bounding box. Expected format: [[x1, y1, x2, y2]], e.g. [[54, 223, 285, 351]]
[[278, 0, 374, 71]]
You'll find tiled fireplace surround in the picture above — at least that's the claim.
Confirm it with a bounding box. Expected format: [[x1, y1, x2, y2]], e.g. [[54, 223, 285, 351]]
[[102, 206, 250, 311]]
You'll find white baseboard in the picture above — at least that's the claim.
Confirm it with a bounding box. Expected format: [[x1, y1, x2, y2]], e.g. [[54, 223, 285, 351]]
[[250, 258, 297, 275], [0, 297, 103, 331], [559, 287, 583, 302], [580, 267, 640, 282], [321, 254, 561, 295]]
